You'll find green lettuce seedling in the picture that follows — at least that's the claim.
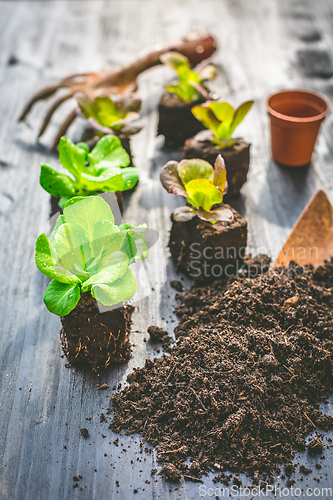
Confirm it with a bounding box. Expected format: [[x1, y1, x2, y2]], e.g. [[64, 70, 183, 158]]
[[35, 196, 148, 316], [192, 100, 254, 148], [77, 93, 142, 136], [160, 154, 233, 224], [160, 52, 216, 103], [40, 134, 139, 208]]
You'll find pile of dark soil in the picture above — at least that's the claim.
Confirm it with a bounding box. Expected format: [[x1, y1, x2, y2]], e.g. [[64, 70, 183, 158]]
[[112, 262, 333, 483], [60, 293, 134, 371]]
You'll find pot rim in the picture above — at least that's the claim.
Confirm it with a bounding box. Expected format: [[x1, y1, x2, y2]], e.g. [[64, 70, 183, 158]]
[[265, 89, 331, 123]]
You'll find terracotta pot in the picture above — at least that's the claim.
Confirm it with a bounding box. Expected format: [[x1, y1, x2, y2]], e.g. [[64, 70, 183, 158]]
[[266, 89, 330, 166]]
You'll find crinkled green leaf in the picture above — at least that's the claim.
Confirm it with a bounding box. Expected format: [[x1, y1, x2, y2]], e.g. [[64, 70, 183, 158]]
[[81, 251, 129, 292], [185, 179, 222, 212], [40, 164, 78, 198], [178, 159, 214, 186], [58, 136, 87, 180], [91, 268, 137, 306], [44, 280, 80, 316], [63, 195, 114, 247], [36, 197, 145, 314], [87, 134, 129, 169], [35, 233, 81, 284]]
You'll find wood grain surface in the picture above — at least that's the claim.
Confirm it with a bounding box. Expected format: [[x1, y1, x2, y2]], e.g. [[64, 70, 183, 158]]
[[0, 1, 333, 499]]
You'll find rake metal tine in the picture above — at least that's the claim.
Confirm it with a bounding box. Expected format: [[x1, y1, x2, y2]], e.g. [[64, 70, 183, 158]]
[[51, 108, 77, 150], [38, 92, 74, 138]]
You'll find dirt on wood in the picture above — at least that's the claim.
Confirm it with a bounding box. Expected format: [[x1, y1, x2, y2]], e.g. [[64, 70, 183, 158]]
[[111, 261, 333, 483]]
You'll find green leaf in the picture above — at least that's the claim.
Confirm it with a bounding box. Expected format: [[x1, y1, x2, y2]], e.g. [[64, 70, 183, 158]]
[[197, 206, 234, 223], [91, 268, 137, 306], [178, 159, 214, 186], [87, 134, 129, 169], [77, 94, 141, 131], [49, 215, 65, 248], [81, 251, 129, 292], [213, 155, 227, 193], [191, 105, 220, 134], [63, 196, 114, 247], [63, 196, 88, 209], [185, 179, 222, 212], [209, 102, 235, 126], [40, 164, 78, 198], [160, 161, 187, 197], [35, 233, 81, 284], [44, 280, 81, 316], [58, 136, 87, 180], [229, 100, 254, 136]]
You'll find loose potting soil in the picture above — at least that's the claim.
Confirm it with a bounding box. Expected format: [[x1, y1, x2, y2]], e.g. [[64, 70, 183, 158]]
[[112, 262, 333, 483]]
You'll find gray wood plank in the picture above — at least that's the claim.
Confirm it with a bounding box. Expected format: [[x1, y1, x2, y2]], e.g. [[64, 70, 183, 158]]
[[0, 1, 332, 499]]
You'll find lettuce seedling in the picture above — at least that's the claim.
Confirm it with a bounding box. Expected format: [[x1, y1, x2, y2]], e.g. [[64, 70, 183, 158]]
[[160, 52, 216, 103], [40, 134, 139, 208], [192, 100, 254, 148], [77, 93, 142, 136], [35, 196, 148, 316], [160, 154, 233, 223]]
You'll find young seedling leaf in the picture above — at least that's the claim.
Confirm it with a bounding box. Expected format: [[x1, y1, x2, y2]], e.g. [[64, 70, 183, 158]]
[[160, 161, 187, 197], [161, 51, 216, 103], [192, 105, 220, 133], [35, 233, 81, 284], [178, 159, 214, 186], [81, 251, 129, 292], [229, 100, 254, 136], [185, 179, 222, 212], [213, 155, 227, 192], [191, 100, 253, 146], [58, 136, 87, 180], [91, 268, 137, 306], [87, 134, 129, 169], [197, 206, 233, 223], [40, 164, 77, 198], [173, 206, 197, 222], [44, 280, 81, 316]]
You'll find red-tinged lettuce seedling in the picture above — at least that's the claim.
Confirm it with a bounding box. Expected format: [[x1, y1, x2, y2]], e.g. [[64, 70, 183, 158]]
[[40, 134, 139, 208], [192, 100, 254, 148], [76, 93, 142, 137], [160, 154, 233, 224], [35, 196, 148, 316], [160, 51, 216, 103]]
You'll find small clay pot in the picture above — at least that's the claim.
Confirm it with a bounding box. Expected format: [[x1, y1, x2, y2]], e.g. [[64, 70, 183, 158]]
[[266, 89, 330, 167]]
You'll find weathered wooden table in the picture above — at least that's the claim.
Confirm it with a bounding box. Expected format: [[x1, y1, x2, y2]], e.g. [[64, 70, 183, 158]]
[[1, 1, 333, 498]]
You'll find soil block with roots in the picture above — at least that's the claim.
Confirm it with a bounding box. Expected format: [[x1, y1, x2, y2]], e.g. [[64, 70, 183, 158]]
[[169, 204, 247, 278], [183, 137, 250, 201], [157, 91, 205, 149], [60, 293, 134, 371]]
